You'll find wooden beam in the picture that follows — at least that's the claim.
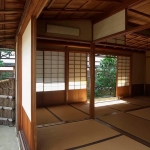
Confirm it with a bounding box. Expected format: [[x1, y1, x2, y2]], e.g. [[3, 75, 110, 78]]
[[128, 9, 150, 18], [0, 21, 19, 24], [90, 43, 95, 119], [0, 28, 17, 32], [43, 9, 103, 13], [0, 34, 15, 37], [93, 0, 143, 23], [94, 23, 150, 43], [47, 0, 56, 9], [0, 10, 23, 14], [93, 0, 122, 2]]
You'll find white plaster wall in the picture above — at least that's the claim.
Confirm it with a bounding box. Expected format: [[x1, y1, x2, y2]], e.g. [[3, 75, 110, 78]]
[[22, 20, 31, 121], [93, 10, 125, 40]]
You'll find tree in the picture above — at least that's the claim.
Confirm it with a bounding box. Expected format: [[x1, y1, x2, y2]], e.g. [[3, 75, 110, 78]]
[[95, 57, 117, 97]]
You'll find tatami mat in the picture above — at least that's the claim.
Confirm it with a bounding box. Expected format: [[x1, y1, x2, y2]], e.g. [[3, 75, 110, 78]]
[[128, 107, 150, 121], [98, 113, 150, 143], [122, 98, 150, 107], [36, 108, 60, 125], [78, 135, 150, 150], [37, 119, 119, 150], [108, 103, 141, 112], [134, 96, 150, 101], [47, 105, 89, 122], [70, 103, 118, 116]]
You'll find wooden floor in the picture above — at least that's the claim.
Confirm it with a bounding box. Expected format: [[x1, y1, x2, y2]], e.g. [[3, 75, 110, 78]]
[[36, 96, 150, 149]]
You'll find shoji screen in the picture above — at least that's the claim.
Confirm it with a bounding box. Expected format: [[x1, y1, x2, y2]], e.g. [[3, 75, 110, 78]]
[[116, 56, 131, 97], [36, 51, 43, 92], [44, 51, 65, 91], [69, 53, 87, 90]]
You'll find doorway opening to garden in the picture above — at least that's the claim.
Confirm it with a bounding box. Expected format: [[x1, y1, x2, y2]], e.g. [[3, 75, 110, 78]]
[[87, 54, 117, 102]]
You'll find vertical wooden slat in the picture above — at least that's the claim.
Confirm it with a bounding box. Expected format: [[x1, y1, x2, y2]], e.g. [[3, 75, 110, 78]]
[[31, 16, 37, 150], [129, 55, 132, 96], [65, 47, 69, 104], [90, 43, 95, 119], [16, 34, 23, 131]]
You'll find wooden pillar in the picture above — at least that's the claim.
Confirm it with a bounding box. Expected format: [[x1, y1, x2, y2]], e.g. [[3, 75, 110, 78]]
[[65, 47, 69, 104], [31, 16, 37, 150], [16, 33, 22, 131], [90, 43, 95, 119]]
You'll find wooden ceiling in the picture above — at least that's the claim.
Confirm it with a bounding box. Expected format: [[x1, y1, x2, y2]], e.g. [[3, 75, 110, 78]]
[[0, 0, 150, 51], [0, 0, 26, 49]]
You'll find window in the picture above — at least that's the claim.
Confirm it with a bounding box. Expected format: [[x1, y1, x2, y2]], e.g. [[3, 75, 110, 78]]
[[117, 56, 130, 87], [69, 53, 87, 90], [44, 51, 65, 91], [36, 51, 43, 92]]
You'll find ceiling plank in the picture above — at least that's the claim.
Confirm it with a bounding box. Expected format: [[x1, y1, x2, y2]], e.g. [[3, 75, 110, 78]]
[[43, 9, 103, 13], [94, 22, 150, 43], [0, 21, 19, 24], [0, 34, 15, 37], [0, 28, 17, 32], [47, 0, 56, 9], [128, 9, 150, 18], [0, 10, 23, 14]]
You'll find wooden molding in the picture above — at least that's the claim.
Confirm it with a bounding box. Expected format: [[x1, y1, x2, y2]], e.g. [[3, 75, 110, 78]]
[[0, 28, 17, 32], [0, 10, 23, 14], [0, 21, 19, 24], [43, 9, 104, 13]]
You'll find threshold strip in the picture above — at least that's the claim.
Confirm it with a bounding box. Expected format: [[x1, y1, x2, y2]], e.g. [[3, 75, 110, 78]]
[[66, 134, 122, 150], [45, 107, 62, 121], [96, 118, 150, 148], [125, 106, 150, 113], [69, 104, 89, 115]]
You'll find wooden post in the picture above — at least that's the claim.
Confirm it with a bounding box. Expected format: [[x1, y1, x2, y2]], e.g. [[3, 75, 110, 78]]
[[90, 43, 95, 119], [31, 16, 37, 150], [65, 47, 69, 104]]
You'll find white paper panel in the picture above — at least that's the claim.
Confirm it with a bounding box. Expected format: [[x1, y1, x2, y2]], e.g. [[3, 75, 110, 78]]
[[22, 20, 31, 121]]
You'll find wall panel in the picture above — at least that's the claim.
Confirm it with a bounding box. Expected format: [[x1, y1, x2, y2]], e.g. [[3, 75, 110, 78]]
[[93, 10, 125, 40], [37, 20, 92, 41]]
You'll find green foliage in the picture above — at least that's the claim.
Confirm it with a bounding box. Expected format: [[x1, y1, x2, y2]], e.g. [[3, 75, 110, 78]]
[[95, 57, 117, 97], [0, 57, 12, 80]]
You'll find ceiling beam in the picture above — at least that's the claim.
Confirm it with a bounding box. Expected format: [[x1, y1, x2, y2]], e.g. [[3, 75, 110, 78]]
[[94, 23, 150, 43], [93, 0, 143, 23], [0, 34, 15, 38], [43, 9, 103, 13], [128, 9, 150, 18], [0, 21, 19, 24], [47, 0, 56, 9], [0, 28, 17, 32], [0, 10, 23, 14]]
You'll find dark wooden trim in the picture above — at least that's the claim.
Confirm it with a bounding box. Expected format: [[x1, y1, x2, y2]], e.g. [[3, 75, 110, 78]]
[[0, 10, 23, 14], [129, 55, 132, 96], [0, 21, 19, 24], [65, 49, 69, 104], [42, 9, 104, 13], [0, 28, 17, 32], [16, 33, 22, 131], [128, 9, 150, 18], [31, 16, 37, 150], [90, 43, 95, 119]]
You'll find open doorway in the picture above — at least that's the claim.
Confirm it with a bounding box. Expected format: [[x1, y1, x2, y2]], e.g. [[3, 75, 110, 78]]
[[87, 54, 117, 102]]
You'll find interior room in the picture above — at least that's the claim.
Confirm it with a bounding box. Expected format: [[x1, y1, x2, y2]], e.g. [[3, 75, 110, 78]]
[[1, 0, 150, 150]]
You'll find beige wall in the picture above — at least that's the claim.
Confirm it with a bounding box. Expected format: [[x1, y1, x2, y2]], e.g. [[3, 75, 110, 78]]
[[132, 52, 145, 84], [93, 10, 125, 40], [37, 20, 92, 41], [146, 51, 150, 84]]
